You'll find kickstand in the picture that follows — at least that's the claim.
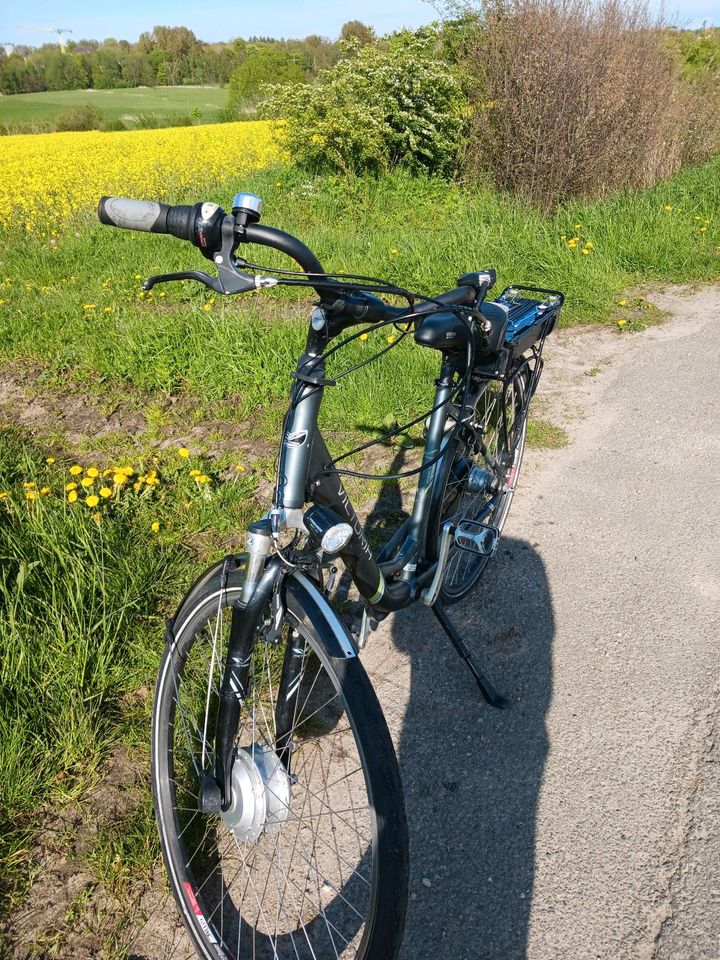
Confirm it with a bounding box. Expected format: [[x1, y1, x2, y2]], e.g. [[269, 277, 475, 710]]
[[432, 601, 510, 709]]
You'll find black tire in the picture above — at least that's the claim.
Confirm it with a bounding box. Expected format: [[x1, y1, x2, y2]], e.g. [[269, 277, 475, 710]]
[[427, 362, 529, 604], [151, 565, 408, 960]]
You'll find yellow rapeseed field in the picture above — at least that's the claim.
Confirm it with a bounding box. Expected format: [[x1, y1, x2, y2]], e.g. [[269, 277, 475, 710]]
[[0, 120, 283, 232]]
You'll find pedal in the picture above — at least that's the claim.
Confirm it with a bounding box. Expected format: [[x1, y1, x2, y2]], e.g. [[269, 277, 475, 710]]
[[454, 520, 499, 557]]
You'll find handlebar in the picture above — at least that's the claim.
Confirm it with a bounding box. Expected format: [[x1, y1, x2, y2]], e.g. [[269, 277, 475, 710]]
[[96, 193, 494, 327]]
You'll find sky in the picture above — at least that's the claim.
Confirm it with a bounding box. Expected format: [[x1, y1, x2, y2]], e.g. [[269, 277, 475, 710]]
[[1, 0, 718, 47]]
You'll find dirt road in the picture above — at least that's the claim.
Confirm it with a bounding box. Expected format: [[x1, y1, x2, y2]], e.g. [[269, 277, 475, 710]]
[[362, 286, 720, 959]]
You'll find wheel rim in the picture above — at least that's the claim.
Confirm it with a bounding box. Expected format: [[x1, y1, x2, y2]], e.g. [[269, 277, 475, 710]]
[[440, 372, 527, 599], [155, 589, 376, 959]]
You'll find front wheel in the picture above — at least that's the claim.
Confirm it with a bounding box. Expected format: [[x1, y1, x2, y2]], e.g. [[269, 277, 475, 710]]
[[427, 362, 529, 604], [152, 562, 408, 959]]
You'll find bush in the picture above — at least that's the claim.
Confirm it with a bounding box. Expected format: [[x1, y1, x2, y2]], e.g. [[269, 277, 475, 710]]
[[228, 46, 305, 112], [453, 0, 720, 208], [260, 29, 467, 177], [54, 103, 105, 132]]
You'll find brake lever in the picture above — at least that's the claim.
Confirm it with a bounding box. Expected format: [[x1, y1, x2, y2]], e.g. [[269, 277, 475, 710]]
[[142, 216, 277, 295]]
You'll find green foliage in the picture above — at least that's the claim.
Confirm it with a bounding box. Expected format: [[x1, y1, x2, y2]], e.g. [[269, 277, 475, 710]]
[[54, 103, 104, 132], [44, 52, 89, 92], [228, 45, 306, 110], [261, 29, 467, 176]]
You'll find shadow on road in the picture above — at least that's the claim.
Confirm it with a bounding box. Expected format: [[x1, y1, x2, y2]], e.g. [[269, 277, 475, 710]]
[[390, 535, 554, 960]]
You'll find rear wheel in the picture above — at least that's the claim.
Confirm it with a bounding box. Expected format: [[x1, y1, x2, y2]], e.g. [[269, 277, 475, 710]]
[[427, 362, 529, 604], [152, 564, 408, 959]]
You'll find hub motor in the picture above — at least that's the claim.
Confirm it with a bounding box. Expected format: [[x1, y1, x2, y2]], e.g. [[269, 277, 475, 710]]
[[220, 744, 291, 842]]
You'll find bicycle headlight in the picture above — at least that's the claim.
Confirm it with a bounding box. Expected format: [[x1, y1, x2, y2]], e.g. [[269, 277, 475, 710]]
[[303, 505, 353, 555]]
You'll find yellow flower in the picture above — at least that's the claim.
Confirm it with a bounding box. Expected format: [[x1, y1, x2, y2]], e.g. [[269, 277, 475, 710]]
[[189, 469, 201, 477], [585, 241, 593, 249], [83, 303, 96, 310], [178, 448, 190, 458], [700, 226, 707, 232], [118, 466, 133, 476], [68, 490, 78, 503], [81, 477, 94, 488], [234, 464, 246, 472], [618, 318, 627, 326], [560, 235, 567, 241], [99, 487, 112, 498], [133, 482, 141, 491], [113, 473, 128, 485], [663, 205, 673, 212], [618, 299, 628, 306], [69, 465, 82, 475], [65, 481, 78, 492], [22, 481, 35, 489], [0, 492, 9, 500], [40, 487, 50, 496], [151, 521, 161, 533], [104, 306, 112, 313], [203, 303, 212, 312], [46, 456, 56, 464], [26, 490, 38, 500], [574, 223, 582, 229], [695, 215, 702, 220], [581, 249, 589, 256], [134, 274, 142, 280], [196, 475, 210, 484], [390, 248, 399, 256], [145, 476, 160, 487], [86, 467, 99, 478], [103, 468, 114, 476], [359, 332, 369, 342], [387, 335, 397, 345], [86, 495, 100, 507]]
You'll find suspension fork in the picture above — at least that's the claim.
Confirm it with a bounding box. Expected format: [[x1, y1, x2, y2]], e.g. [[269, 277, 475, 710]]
[[211, 556, 283, 812]]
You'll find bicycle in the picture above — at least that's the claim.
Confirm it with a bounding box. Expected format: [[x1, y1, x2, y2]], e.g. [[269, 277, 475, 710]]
[[98, 191, 563, 960]]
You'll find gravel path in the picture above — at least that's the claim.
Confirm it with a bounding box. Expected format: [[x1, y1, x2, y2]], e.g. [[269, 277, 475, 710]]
[[363, 286, 720, 960]]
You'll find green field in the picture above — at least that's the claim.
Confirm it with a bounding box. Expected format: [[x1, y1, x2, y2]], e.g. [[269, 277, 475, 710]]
[[0, 85, 227, 130]]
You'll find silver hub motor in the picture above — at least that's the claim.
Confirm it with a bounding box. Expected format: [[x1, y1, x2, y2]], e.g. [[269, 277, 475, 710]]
[[220, 744, 291, 842]]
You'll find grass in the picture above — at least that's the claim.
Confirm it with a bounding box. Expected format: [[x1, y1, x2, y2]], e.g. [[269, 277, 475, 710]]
[[1, 153, 719, 941], [0, 85, 227, 132]]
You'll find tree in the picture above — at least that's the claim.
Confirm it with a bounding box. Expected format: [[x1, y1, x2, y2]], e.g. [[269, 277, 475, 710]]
[[44, 52, 89, 91], [228, 45, 305, 111], [340, 20, 375, 44]]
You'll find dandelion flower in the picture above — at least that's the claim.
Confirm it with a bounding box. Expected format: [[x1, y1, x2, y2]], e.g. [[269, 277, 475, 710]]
[[151, 521, 161, 533], [618, 299, 628, 307], [99, 487, 112, 498], [86, 495, 99, 507], [203, 303, 212, 312], [46, 456, 56, 464], [68, 490, 78, 503], [81, 477, 94, 488], [234, 464, 246, 472], [26, 490, 38, 500], [197, 475, 210, 484], [23, 481, 36, 489], [700, 226, 707, 232], [65, 482, 78, 492], [113, 473, 128, 485], [189, 469, 201, 477], [663, 205, 673, 212], [390, 248, 399, 256], [86, 467, 99, 478], [618, 319, 627, 326], [69, 465, 82, 475], [133, 482, 141, 491], [359, 332, 369, 342], [40, 487, 50, 496], [178, 448, 190, 458], [582, 249, 589, 256], [387, 335, 397, 345], [118, 466, 134, 477]]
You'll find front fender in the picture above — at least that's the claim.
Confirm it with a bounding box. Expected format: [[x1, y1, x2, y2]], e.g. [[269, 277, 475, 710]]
[[285, 572, 357, 659]]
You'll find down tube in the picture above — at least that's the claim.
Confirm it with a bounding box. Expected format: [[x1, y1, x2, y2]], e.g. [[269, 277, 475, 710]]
[[307, 433, 409, 613]]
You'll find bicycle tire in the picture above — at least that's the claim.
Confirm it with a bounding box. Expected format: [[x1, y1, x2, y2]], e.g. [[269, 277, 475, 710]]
[[427, 362, 529, 604], [152, 564, 408, 960]]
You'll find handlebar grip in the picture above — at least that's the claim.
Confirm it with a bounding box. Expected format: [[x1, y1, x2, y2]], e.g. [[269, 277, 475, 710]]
[[98, 196, 173, 234]]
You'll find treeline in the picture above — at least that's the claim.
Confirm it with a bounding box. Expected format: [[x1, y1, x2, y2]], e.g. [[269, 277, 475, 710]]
[[0, 21, 374, 96]]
